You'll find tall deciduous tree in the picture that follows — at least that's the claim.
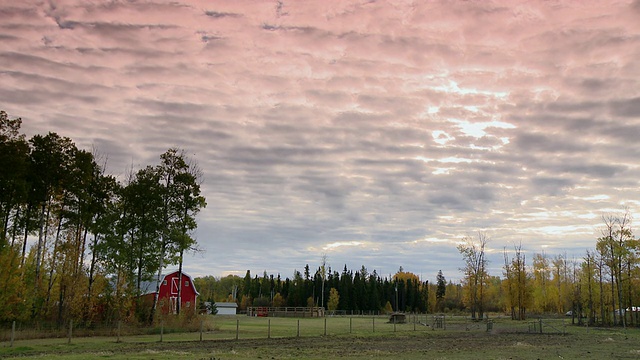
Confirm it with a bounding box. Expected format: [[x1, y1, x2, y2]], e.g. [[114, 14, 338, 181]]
[[128, 166, 164, 297], [27, 132, 77, 318], [0, 111, 29, 249], [457, 232, 488, 320], [596, 211, 635, 327], [151, 148, 205, 317], [503, 243, 529, 320], [531, 252, 552, 313], [550, 253, 571, 314]]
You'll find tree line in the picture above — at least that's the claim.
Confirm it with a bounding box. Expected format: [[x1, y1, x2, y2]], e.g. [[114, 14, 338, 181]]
[[0, 110, 206, 325], [195, 262, 494, 316], [457, 219, 639, 326], [248, 265, 431, 313]]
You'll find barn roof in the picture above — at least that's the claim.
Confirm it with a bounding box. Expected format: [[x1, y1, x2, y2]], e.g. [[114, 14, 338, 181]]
[[163, 270, 200, 296], [215, 302, 238, 308], [138, 271, 200, 296]]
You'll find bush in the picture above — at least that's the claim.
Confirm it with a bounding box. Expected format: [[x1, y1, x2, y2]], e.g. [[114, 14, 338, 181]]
[[153, 312, 216, 333]]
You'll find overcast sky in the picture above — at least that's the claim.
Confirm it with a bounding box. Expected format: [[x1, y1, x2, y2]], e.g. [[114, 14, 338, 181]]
[[2, 0, 640, 283]]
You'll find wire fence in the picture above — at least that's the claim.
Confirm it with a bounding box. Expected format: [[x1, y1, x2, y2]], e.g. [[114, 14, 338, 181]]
[[0, 314, 567, 347]]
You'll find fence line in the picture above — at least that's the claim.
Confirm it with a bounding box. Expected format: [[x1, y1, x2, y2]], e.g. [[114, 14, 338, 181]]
[[528, 318, 566, 334], [2, 314, 555, 346]]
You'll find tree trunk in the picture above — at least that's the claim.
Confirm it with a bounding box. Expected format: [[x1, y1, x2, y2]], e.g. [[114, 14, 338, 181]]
[[87, 232, 100, 307], [610, 267, 617, 326], [151, 239, 166, 323], [1, 202, 10, 245], [627, 262, 633, 326], [35, 203, 47, 280], [598, 260, 604, 325], [10, 207, 20, 248], [45, 199, 67, 316], [587, 257, 594, 325], [616, 261, 625, 328], [177, 250, 184, 315], [20, 203, 33, 267]]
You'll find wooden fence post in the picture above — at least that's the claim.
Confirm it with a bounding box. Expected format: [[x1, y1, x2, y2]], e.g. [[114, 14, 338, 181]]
[[200, 319, 203, 341], [235, 319, 239, 340], [117, 321, 121, 343], [268, 319, 271, 339], [160, 321, 164, 342], [10, 321, 15, 347], [324, 318, 327, 336], [372, 317, 375, 333], [349, 317, 352, 334], [297, 319, 300, 337], [68, 320, 73, 344], [393, 315, 396, 332]]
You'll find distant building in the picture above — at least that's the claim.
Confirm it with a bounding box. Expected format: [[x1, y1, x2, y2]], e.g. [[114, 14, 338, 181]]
[[215, 302, 238, 315]]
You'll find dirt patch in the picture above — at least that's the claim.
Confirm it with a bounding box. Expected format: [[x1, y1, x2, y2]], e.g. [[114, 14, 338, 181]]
[[111, 332, 568, 357], [4, 329, 635, 359]]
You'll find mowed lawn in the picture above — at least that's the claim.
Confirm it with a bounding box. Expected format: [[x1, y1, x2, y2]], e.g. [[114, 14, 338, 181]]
[[1, 315, 640, 359]]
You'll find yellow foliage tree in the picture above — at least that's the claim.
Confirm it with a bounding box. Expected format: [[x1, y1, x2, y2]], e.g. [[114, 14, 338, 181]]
[[457, 233, 489, 320], [0, 247, 30, 321], [272, 292, 286, 307], [383, 301, 393, 314], [393, 267, 420, 283], [239, 294, 251, 311], [327, 288, 339, 311]]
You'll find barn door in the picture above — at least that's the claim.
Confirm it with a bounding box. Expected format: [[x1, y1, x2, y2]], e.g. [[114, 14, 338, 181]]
[[170, 297, 177, 314]]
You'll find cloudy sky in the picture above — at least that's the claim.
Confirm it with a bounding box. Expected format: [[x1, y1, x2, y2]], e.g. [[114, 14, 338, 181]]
[[2, 0, 640, 282]]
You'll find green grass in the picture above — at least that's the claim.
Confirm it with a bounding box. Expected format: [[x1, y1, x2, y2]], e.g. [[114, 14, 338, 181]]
[[2, 315, 640, 359]]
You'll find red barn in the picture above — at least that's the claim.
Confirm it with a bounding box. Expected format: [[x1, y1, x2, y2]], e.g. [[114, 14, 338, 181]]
[[151, 271, 200, 315]]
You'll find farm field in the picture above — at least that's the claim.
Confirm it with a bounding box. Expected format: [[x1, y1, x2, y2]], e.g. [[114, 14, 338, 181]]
[[1, 316, 639, 359]]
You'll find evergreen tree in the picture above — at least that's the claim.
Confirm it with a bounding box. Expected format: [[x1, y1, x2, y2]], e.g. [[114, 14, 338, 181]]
[[436, 270, 446, 311]]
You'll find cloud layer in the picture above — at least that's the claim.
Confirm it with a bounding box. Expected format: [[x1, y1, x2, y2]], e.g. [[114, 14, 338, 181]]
[[1, 0, 639, 281]]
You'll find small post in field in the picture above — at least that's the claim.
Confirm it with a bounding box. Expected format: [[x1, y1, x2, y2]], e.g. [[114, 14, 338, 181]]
[[200, 319, 203, 341], [372, 317, 375, 332], [268, 319, 271, 339], [393, 315, 396, 332], [10, 321, 15, 347], [297, 319, 300, 337], [324, 318, 327, 336], [117, 321, 121, 343], [160, 321, 164, 342], [68, 320, 73, 344], [349, 317, 352, 334], [235, 319, 239, 340]]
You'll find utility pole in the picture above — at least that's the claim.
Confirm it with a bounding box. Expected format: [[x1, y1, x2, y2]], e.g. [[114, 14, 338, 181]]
[[395, 283, 399, 312]]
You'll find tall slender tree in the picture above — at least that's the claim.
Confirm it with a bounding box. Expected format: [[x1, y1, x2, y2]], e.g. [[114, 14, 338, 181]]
[[436, 270, 446, 312], [457, 232, 488, 320], [0, 111, 29, 248]]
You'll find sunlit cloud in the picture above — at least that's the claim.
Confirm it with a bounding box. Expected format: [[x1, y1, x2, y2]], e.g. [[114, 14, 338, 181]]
[[448, 119, 516, 139], [322, 241, 366, 251], [432, 130, 453, 145]]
